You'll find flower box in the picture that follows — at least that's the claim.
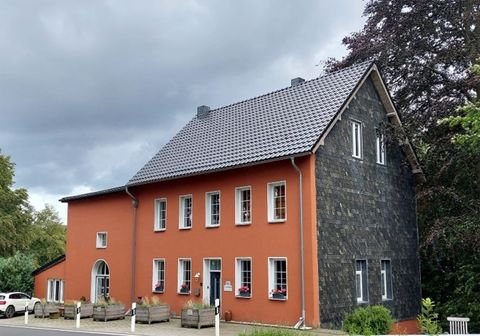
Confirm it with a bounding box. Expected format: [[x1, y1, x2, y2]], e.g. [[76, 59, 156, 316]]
[[93, 304, 125, 322], [63, 303, 93, 319], [272, 293, 286, 299], [181, 307, 215, 329], [34, 302, 60, 318], [238, 291, 251, 297], [136, 304, 170, 324]]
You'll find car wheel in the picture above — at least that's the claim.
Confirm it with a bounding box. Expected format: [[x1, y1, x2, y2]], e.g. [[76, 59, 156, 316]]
[[5, 305, 15, 318], [33, 302, 40, 313]]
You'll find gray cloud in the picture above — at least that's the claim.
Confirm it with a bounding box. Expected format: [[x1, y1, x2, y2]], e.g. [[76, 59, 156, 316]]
[[0, 0, 365, 218]]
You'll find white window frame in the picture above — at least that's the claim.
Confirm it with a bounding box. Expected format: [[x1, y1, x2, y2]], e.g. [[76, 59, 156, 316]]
[[235, 257, 252, 298], [381, 259, 393, 300], [179, 195, 193, 229], [205, 191, 221, 227], [355, 259, 368, 303], [352, 120, 363, 159], [177, 258, 191, 294], [154, 198, 167, 231], [235, 186, 252, 225], [268, 257, 287, 300], [47, 279, 64, 303], [152, 259, 166, 293], [376, 129, 386, 165], [267, 182, 286, 222], [96, 232, 107, 248]]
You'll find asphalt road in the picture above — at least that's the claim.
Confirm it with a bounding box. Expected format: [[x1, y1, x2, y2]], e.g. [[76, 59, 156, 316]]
[[0, 326, 124, 336]]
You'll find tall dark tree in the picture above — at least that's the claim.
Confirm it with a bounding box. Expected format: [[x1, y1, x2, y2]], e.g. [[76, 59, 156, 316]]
[[326, 0, 480, 331]]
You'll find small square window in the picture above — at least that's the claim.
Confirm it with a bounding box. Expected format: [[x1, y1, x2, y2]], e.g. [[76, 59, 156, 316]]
[[355, 259, 368, 303], [268, 258, 287, 300], [235, 258, 252, 298], [206, 191, 220, 227], [153, 259, 165, 293], [154, 198, 167, 231], [381, 259, 393, 300], [235, 187, 251, 225], [352, 120, 363, 159], [376, 129, 386, 165], [267, 182, 286, 222], [96, 232, 107, 248], [178, 259, 191, 294], [179, 195, 192, 229]]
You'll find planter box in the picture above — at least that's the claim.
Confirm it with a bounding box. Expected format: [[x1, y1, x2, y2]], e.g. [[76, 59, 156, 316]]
[[181, 307, 215, 329], [34, 303, 60, 318], [136, 304, 170, 324], [93, 304, 125, 322], [272, 293, 286, 299], [238, 292, 251, 297], [63, 303, 94, 319]]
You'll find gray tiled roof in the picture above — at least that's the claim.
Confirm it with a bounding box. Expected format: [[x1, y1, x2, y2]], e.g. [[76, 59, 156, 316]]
[[128, 61, 373, 186]]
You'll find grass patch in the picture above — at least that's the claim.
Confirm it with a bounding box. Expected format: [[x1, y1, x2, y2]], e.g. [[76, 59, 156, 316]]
[[239, 328, 309, 336]]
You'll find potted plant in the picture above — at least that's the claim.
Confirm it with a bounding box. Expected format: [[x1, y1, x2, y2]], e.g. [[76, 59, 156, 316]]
[[179, 283, 190, 293], [271, 288, 287, 299], [34, 299, 60, 318], [64, 297, 94, 319], [136, 296, 170, 324], [92, 297, 125, 322], [154, 281, 164, 292], [238, 286, 251, 297], [181, 300, 215, 329]]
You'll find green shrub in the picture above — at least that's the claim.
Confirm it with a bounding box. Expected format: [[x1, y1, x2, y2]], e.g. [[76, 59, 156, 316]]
[[343, 305, 394, 336], [417, 298, 442, 335]]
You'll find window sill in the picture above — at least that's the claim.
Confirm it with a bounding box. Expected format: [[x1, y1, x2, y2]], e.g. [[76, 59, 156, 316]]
[[382, 298, 393, 301], [154, 228, 166, 232], [235, 222, 251, 226], [376, 162, 386, 166], [268, 219, 286, 224], [177, 292, 191, 295], [96, 246, 107, 249], [152, 290, 164, 294], [357, 300, 369, 304], [352, 156, 363, 160], [269, 297, 287, 301], [206, 224, 220, 229], [179, 227, 192, 230], [236, 295, 251, 299]]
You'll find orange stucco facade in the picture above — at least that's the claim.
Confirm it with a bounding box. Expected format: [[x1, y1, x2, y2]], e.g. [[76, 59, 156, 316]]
[[59, 155, 320, 326], [33, 258, 65, 299]]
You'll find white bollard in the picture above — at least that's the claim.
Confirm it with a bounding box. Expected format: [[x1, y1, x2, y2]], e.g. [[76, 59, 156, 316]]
[[131, 302, 136, 333], [76, 301, 81, 329], [215, 298, 220, 336], [24, 302, 29, 325]]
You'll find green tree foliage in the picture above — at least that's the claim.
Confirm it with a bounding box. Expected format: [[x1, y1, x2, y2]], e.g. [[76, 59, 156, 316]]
[[327, 0, 480, 332], [0, 151, 32, 256], [0, 253, 36, 293]]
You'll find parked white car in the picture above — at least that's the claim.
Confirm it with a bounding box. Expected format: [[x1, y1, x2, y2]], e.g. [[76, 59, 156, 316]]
[[0, 292, 41, 318]]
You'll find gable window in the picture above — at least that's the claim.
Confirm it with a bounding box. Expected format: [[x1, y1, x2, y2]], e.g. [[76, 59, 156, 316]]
[[352, 120, 363, 159], [355, 259, 368, 303], [47, 279, 64, 303], [381, 259, 393, 300], [235, 258, 252, 298], [179, 195, 192, 229], [153, 259, 165, 293], [268, 182, 286, 222], [178, 259, 191, 294], [154, 198, 167, 231], [268, 257, 287, 300], [96, 232, 107, 248], [376, 129, 386, 165], [206, 191, 220, 227], [235, 187, 251, 225]]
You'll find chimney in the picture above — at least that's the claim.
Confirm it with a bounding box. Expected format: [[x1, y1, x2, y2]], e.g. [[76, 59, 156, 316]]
[[291, 77, 305, 86], [197, 105, 210, 118]]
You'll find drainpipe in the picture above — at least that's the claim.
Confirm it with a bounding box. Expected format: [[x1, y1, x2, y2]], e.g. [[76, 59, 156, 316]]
[[290, 157, 306, 329], [126, 186, 139, 304]]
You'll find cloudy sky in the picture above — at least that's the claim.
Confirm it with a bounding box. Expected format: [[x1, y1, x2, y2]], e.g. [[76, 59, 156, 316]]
[[0, 1, 366, 222]]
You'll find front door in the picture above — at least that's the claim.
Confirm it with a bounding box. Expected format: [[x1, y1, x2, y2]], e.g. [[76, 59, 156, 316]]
[[209, 272, 221, 306]]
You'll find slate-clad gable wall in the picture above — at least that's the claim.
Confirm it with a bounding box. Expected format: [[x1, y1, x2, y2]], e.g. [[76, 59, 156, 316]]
[[315, 76, 421, 328]]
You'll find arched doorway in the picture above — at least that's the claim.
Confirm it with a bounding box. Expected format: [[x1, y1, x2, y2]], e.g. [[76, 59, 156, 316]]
[[91, 260, 110, 303]]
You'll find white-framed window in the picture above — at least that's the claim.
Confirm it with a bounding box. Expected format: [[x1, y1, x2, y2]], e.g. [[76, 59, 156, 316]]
[[235, 258, 252, 298], [268, 257, 287, 300], [47, 279, 64, 303], [179, 195, 192, 229], [153, 259, 165, 293], [355, 259, 368, 303], [178, 258, 191, 294], [206, 191, 220, 227], [267, 182, 286, 222], [352, 120, 363, 159], [96, 232, 107, 248], [235, 187, 251, 225], [154, 198, 167, 231], [381, 259, 393, 300], [376, 129, 386, 165]]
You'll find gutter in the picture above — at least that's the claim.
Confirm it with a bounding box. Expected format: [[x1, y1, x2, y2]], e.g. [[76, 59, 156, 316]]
[[290, 157, 306, 329], [125, 186, 139, 303]]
